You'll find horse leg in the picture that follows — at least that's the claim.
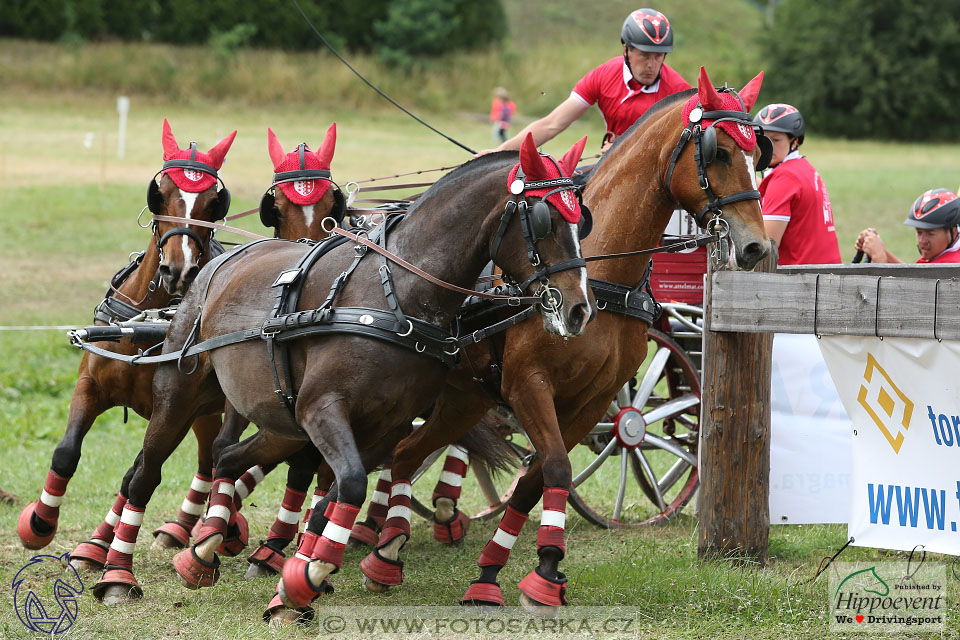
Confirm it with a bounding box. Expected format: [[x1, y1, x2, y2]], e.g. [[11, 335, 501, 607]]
[[245, 445, 323, 580], [360, 389, 489, 592], [349, 464, 391, 547], [430, 445, 472, 543], [506, 383, 572, 614], [18, 374, 109, 549], [173, 430, 303, 589], [152, 413, 222, 549], [277, 396, 367, 611], [69, 452, 141, 572]]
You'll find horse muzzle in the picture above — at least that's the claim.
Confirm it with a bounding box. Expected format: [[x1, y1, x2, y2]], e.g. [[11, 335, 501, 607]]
[[538, 286, 594, 338], [159, 261, 200, 295]]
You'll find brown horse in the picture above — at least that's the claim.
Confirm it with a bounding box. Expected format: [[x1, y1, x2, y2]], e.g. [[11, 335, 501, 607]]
[[64, 125, 346, 569], [359, 68, 772, 612], [89, 133, 594, 607], [16, 120, 236, 552]]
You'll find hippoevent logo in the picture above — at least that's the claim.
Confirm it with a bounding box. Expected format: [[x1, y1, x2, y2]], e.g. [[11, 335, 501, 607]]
[[830, 560, 945, 633], [11, 553, 84, 634], [857, 352, 914, 453]]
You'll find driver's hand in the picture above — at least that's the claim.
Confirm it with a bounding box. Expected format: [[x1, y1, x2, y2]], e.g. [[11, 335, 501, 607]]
[[860, 232, 887, 262], [855, 228, 878, 250]]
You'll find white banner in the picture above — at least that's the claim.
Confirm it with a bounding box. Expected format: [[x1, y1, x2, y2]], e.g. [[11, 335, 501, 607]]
[[819, 336, 960, 555], [769, 334, 852, 524]]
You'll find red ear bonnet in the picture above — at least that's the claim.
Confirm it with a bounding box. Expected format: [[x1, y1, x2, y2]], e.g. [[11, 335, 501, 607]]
[[680, 67, 759, 152], [507, 133, 582, 223], [161, 119, 236, 193], [267, 124, 336, 206]]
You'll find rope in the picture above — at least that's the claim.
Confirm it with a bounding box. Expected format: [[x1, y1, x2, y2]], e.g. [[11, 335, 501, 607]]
[[290, 0, 476, 155]]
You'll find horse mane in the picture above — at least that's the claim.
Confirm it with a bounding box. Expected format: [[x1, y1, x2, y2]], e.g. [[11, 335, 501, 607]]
[[406, 151, 515, 216]]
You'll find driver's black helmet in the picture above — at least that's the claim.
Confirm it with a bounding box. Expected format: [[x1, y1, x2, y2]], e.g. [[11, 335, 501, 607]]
[[621, 9, 674, 53], [753, 103, 805, 145], [904, 188, 960, 229]]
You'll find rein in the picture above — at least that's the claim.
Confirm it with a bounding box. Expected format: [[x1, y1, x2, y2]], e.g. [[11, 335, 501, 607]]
[[151, 214, 269, 241]]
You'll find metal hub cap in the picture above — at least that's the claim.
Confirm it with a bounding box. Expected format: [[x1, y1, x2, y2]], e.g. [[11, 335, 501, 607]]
[[612, 407, 646, 448]]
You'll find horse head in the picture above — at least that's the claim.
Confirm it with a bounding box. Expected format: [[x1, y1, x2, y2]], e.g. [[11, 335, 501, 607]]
[[149, 119, 236, 294], [261, 124, 345, 241], [664, 67, 770, 269], [493, 133, 594, 337]]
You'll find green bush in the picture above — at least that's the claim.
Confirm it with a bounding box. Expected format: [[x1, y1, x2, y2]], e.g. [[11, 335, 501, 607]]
[[761, 0, 959, 141]]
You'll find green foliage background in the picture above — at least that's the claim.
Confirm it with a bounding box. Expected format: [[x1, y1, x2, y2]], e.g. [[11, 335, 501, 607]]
[[762, 0, 960, 141]]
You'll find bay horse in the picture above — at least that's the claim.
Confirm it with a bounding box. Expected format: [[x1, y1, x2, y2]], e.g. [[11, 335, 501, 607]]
[[359, 68, 772, 612], [16, 120, 236, 553], [66, 125, 347, 568], [89, 133, 595, 607]]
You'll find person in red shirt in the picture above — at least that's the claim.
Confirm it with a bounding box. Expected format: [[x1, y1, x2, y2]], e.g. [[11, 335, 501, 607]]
[[753, 103, 841, 265], [855, 189, 960, 264], [484, 8, 690, 154], [489, 87, 517, 144]]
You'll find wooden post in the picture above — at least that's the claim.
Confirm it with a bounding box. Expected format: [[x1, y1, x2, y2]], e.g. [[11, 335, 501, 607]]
[[697, 242, 778, 565]]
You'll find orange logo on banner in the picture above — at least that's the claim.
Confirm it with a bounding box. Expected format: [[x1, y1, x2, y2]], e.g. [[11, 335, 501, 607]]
[[857, 353, 914, 453]]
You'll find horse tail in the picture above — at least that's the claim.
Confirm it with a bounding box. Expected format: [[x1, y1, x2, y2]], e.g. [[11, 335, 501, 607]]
[[453, 413, 519, 477]]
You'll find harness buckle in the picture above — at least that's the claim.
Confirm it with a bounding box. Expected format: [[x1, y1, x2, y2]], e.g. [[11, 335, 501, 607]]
[[471, 329, 484, 343], [507, 297, 522, 307], [261, 325, 280, 340]]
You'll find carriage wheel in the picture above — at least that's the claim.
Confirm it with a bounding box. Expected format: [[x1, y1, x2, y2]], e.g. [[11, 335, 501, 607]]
[[567, 328, 700, 528], [409, 436, 531, 522]]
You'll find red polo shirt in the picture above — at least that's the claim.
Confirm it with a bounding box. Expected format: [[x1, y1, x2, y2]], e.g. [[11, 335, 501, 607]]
[[760, 152, 841, 265], [572, 57, 691, 137]]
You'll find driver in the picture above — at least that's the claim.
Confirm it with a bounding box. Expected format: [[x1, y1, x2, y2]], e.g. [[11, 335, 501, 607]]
[[482, 8, 690, 155], [855, 189, 960, 263], [753, 103, 841, 265]]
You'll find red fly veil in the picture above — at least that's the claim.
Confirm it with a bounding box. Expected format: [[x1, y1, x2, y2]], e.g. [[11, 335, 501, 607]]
[[507, 133, 587, 224], [681, 67, 764, 152], [161, 119, 237, 192], [267, 124, 336, 206]]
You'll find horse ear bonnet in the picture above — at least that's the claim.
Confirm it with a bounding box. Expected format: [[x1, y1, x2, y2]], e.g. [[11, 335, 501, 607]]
[[701, 125, 717, 165], [755, 134, 773, 172], [147, 179, 164, 215], [259, 189, 278, 228], [528, 200, 552, 241]]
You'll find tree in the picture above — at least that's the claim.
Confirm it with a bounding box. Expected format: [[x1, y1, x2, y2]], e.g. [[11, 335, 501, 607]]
[[760, 0, 959, 141]]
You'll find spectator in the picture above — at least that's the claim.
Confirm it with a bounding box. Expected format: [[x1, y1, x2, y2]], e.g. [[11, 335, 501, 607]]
[[489, 87, 517, 144], [481, 8, 690, 155], [855, 189, 960, 263], [753, 103, 841, 265]]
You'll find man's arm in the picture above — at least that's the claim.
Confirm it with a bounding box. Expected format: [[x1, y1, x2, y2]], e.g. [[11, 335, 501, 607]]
[[491, 96, 589, 152], [764, 219, 788, 247]]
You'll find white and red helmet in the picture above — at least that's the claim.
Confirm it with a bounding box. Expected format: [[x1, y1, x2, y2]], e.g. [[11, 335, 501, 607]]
[[621, 8, 674, 53]]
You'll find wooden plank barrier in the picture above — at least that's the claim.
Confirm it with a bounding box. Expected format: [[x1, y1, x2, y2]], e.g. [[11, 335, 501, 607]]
[[697, 257, 960, 565]]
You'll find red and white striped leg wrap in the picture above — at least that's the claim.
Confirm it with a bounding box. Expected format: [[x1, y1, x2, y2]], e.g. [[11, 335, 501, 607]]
[[34, 470, 69, 523], [536, 488, 568, 556], [267, 487, 306, 542], [312, 502, 360, 570], [232, 465, 265, 510], [302, 487, 326, 526], [91, 492, 128, 544], [176, 473, 212, 530], [379, 480, 412, 542], [366, 467, 392, 527], [195, 479, 235, 543], [105, 504, 144, 570], [431, 445, 469, 503], [478, 505, 529, 567]]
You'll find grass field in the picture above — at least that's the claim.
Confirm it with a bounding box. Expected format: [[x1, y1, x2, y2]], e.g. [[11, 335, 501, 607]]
[[2, 25, 960, 639]]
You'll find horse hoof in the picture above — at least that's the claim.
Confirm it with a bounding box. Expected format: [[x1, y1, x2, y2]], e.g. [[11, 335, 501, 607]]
[[173, 547, 221, 589], [152, 521, 191, 549], [245, 562, 277, 580], [359, 547, 404, 587], [217, 512, 249, 557], [519, 593, 560, 618], [93, 568, 143, 604], [278, 559, 332, 609], [263, 593, 314, 627], [363, 574, 390, 593], [349, 521, 380, 547], [69, 541, 109, 572], [433, 509, 470, 544], [461, 581, 504, 607], [17, 502, 56, 550]]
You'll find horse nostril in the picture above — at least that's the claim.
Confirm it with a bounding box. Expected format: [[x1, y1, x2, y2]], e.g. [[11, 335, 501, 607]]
[[183, 265, 200, 285], [568, 302, 593, 334]]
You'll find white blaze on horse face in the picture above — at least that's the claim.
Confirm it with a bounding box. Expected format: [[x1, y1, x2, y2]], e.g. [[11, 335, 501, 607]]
[[541, 221, 589, 337], [302, 203, 315, 228], [742, 150, 759, 190], [178, 189, 200, 266]]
